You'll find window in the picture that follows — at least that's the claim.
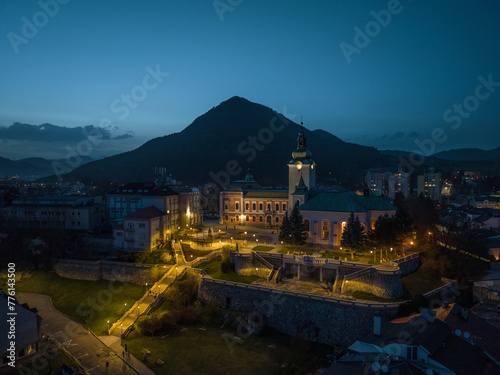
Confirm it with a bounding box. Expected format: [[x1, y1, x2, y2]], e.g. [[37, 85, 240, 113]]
[[235, 202, 239, 210], [245, 203, 249, 210], [267, 203, 271, 211], [236, 215, 239, 221], [342, 221, 347, 234], [406, 346, 418, 360], [322, 220, 329, 240], [140, 233, 145, 239], [224, 215, 229, 221], [276, 217, 280, 223], [252, 216, 256, 222], [259, 216, 263, 223], [259, 203, 263, 211], [303, 219, 310, 237], [128, 222, 134, 229], [371, 218, 376, 230], [116, 232, 123, 237], [139, 223, 145, 228], [283, 203, 287, 211], [252, 203, 256, 210], [276, 203, 279, 211], [246, 215, 249, 222]]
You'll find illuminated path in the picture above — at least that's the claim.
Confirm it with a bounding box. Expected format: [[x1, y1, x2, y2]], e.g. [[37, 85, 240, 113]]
[[18, 293, 154, 375]]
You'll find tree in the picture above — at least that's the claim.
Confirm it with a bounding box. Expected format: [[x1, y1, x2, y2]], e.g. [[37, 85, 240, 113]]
[[341, 212, 367, 251], [279, 211, 292, 243], [289, 201, 307, 246]]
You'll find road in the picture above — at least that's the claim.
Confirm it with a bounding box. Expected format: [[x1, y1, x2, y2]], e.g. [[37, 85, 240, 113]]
[[18, 293, 154, 375]]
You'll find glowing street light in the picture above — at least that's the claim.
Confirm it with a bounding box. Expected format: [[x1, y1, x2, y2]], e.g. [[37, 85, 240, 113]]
[[107, 320, 110, 330]]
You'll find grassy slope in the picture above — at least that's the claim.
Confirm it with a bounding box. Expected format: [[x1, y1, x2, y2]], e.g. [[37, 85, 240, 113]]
[[200, 261, 259, 284], [2, 270, 145, 335], [125, 326, 331, 375]]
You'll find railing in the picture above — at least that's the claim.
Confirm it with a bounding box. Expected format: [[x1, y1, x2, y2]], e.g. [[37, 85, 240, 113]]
[[201, 278, 403, 309], [190, 250, 222, 268], [253, 251, 275, 270]]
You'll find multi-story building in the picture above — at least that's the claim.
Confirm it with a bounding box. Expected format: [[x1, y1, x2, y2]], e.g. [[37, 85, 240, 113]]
[[417, 168, 441, 200], [366, 170, 409, 199], [219, 170, 288, 226], [366, 171, 386, 197], [107, 181, 202, 249], [0, 196, 105, 232], [113, 206, 167, 251]]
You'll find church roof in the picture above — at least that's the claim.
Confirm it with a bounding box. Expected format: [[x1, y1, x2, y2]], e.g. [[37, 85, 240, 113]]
[[299, 190, 396, 213], [292, 176, 308, 195]]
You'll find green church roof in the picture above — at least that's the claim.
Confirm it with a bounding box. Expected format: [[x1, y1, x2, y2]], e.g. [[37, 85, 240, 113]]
[[299, 190, 396, 213]]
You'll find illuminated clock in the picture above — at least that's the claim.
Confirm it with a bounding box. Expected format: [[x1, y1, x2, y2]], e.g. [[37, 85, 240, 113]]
[[295, 161, 303, 170]]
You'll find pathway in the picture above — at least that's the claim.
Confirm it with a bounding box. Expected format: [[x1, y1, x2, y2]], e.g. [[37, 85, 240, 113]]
[[18, 293, 155, 375]]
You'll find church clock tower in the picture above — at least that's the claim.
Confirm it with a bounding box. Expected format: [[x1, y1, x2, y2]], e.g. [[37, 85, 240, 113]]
[[288, 124, 315, 210]]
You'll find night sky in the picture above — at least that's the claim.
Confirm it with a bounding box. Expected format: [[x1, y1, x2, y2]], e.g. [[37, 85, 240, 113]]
[[1, 0, 500, 160]]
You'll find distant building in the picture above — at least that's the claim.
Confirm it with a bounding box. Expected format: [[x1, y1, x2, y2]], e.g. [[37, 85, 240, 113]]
[[0, 196, 105, 232], [0, 292, 42, 368], [417, 168, 441, 200], [366, 170, 410, 199], [475, 195, 500, 210]]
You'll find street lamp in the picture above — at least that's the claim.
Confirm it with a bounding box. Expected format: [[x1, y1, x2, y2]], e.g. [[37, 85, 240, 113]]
[[120, 323, 123, 335], [107, 320, 110, 330]]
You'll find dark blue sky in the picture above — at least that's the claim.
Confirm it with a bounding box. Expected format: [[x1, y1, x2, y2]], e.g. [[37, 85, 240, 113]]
[[1, 0, 500, 159]]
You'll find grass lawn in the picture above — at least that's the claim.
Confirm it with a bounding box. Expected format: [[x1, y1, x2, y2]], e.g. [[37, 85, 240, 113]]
[[1, 270, 145, 335], [8, 345, 84, 375], [200, 261, 259, 284], [124, 326, 332, 375], [181, 243, 213, 261], [351, 291, 407, 303], [139, 242, 176, 265], [253, 246, 274, 252], [401, 267, 445, 298]]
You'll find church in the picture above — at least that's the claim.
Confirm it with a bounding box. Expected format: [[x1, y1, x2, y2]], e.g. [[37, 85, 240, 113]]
[[219, 126, 396, 247]]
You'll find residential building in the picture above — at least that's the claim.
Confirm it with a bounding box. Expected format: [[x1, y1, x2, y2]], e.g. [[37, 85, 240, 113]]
[[0, 196, 105, 232], [325, 304, 500, 375], [113, 206, 167, 251], [417, 168, 441, 200]]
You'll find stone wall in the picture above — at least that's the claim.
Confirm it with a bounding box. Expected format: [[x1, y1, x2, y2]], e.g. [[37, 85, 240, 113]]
[[198, 278, 400, 347], [54, 259, 165, 284], [341, 270, 404, 299], [394, 253, 422, 276]]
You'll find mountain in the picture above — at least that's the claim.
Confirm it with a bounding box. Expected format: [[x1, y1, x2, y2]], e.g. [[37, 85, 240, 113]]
[[0, 156, 93, 178], [0, 156, 41, 177], [432, 148, 500, 162], [62, 97, 392, 186]]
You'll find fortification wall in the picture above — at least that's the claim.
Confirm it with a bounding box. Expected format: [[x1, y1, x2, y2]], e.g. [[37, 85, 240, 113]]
[[198, 278, 400, 347]]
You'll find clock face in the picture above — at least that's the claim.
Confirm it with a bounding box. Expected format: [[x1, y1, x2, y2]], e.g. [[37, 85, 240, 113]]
[[295, 161, 303, 170]]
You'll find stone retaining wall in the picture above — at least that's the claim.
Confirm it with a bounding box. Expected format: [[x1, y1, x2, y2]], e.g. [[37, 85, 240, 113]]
[[54, 259, 165, 284], [198, 278, 400, 347]]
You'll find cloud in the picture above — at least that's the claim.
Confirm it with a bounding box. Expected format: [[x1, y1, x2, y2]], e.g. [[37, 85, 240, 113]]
[[0, 122, 134, 142], [389, 131, 405, 140]]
